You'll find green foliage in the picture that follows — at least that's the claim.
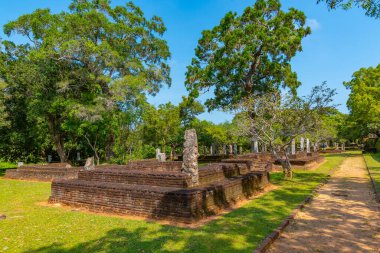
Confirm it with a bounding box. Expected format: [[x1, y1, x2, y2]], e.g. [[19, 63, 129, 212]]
[[0, 80, 9, 128], [0, 0, 171, 162], [317, 0, 380, 18], [178, 96, 204, 127], [141, 102, 183, 153], [191, 119, 227, 146], [237, 83, 337, 150], [316, 109, 349, 142], [186, 0, 311, 110], [376, 138, 380, 153], [344, 64, 380, 139], [0, 154, 346, 252]]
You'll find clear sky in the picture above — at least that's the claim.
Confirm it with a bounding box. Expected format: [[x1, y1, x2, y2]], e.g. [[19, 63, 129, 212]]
[[1, 0, 379, 123]]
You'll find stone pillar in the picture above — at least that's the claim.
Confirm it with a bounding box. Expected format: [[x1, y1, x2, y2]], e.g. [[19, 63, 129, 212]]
[[306, 138, 310, 153], [229, 144, 233, 155], [300, 137, 304, 152], [313, 143, 317, 152], [158, 153, 166, 162], [291, 139, 296, 155], [223, 145, 227, 155], [254, 139, 259, 153], [233, 144, 238, 155], [210, 145, 213, 155], [262, 143, 267, 153], [181, 129, 199, 186], [239, 146, 243, 154], [156, 148, 166, 161], [84, 157, 95, 170], [77, 152, 81, 161], [156, 148, 161, 160], [47, 155, 52, 163]]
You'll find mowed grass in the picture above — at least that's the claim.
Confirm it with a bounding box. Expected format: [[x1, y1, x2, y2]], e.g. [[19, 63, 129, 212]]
[[363, 153, 380, 190], [0, 162, 17, 177], [0, 153, 348, 253]]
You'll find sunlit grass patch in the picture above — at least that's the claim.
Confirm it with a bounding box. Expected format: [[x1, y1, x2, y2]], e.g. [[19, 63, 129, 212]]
[[364, 153, 380, 190], [0, 154, 347, 253]]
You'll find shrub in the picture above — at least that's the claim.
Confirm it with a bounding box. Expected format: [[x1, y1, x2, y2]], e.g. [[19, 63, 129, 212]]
[[376, 138, 380, 153]]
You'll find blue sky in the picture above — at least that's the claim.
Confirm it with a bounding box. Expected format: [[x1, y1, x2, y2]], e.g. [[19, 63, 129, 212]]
[[1, 0, 379, 123]]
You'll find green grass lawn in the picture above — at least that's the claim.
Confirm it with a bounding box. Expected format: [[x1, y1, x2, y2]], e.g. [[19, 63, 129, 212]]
[[0, 162, 17, 177], [363, 153, 380, 191], [0, 153, 348, 253]]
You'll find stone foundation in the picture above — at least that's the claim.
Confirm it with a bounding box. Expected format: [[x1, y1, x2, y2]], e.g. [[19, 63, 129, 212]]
[[319, 149, 343, 154], [49, 159, 270, 223], [4, 163, 81, 181], [273, 152, 326, 170]]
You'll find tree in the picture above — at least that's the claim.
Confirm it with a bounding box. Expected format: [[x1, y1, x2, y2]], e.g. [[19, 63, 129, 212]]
[[0, 44, 51, 163], [178, 96, 204, 127], [186, 0, 311, 111], [236, 83, 336, 178], [317, 0, 380, 18], [0, 79, 9, 128], [344, 64, 380, 138], [313, 110, 348, 145], [1, 0, 171, 162], [141, 103, 183, 155]]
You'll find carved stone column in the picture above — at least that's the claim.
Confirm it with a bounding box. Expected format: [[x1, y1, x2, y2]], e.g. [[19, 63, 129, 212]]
[[181, 129, 199, 186]]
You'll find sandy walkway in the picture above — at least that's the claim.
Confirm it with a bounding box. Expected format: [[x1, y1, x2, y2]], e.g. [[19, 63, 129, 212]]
[[268, 155, 380, 253]]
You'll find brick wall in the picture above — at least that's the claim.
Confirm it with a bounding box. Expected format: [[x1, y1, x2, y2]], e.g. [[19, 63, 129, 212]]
[[49, 171, 269, 223], [48, 158, 270, 223], [5, 166, 81, 181]]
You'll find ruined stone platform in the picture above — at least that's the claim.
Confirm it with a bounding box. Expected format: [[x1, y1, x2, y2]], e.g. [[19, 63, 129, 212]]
[[49, 160, 270, 223], [176, 154, 232, 163], [274, 152, 325, 169], [4, 163, 81, 181], [319, 149, 343, 154]]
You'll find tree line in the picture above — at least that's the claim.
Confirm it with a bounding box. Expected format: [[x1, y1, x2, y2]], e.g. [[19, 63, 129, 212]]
[[0, 0, 379, 169]]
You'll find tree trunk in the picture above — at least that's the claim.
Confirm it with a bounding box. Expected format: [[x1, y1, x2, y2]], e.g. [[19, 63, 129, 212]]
[[84, 134, 100, 166], [47, 115, 67, 162], [54, 134, 66, 163], [105, 133, 115, 161], [272, 149, 293, 179]]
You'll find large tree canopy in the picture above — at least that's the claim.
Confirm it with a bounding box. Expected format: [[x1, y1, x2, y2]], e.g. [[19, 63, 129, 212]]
[[0, 0, 171, 162], [186, 0, 311, 111], [344, 64, 380, 137], [236, 82, 337, 177], [317, 0, 380, 18]]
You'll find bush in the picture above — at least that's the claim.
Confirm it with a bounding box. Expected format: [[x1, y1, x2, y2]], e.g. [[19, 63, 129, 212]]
[[376, 138, 380, 153]]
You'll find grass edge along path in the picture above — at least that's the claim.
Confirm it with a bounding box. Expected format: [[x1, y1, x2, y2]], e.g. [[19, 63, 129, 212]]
[[363, 153, 380, 202], [0, 153, 348, 253]]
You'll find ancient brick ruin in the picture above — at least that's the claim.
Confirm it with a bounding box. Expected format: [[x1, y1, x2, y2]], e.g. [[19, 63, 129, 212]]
[[273, 152, 325, 169], [4, 163, 81, 181], [319, 149, 343, 154], [48, 159, 269, 223]]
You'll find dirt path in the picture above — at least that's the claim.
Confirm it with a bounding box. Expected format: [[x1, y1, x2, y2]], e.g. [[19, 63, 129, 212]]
[[268, 155, 380, 253]]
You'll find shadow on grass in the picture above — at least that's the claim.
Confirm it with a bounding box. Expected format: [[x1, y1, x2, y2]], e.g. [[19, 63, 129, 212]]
[[370, 153, 380, 164]]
